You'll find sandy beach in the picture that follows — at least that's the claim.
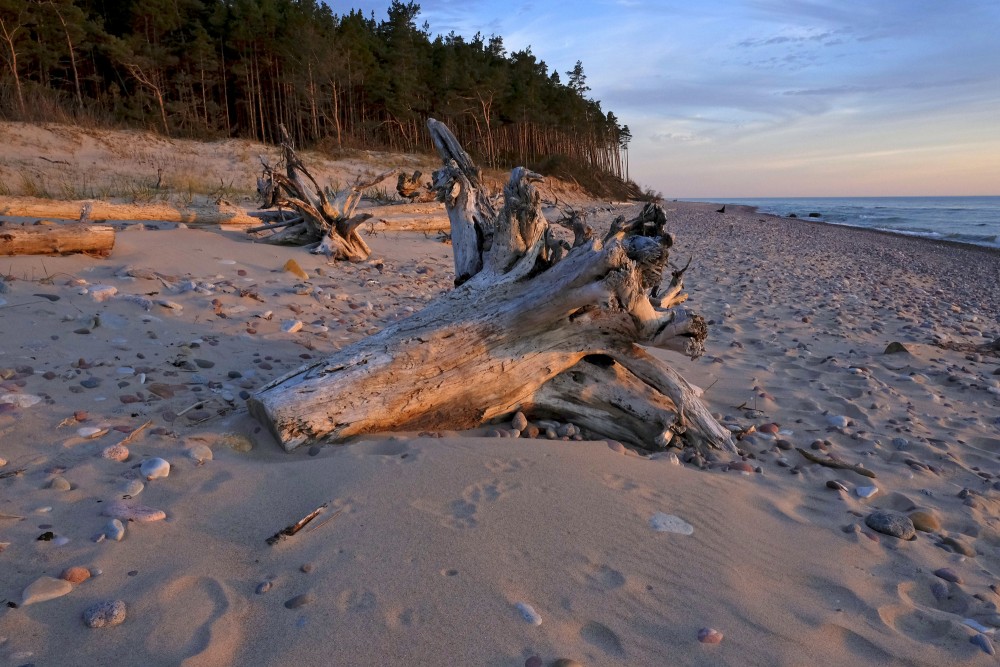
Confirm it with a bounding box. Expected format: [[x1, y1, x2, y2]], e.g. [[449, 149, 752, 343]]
[[2, 124, 1000, 666]]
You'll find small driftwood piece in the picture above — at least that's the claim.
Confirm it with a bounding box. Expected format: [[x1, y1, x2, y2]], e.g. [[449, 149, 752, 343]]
[[795, 448, 877, 479], [0, 221, 115, 257], [248, 119, 735, 455], [266, 502, 330, 545], [396, 170, 436, 202]]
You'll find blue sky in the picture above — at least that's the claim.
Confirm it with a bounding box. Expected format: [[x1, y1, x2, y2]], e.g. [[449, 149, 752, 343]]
[[337, 1, 1000, 197]]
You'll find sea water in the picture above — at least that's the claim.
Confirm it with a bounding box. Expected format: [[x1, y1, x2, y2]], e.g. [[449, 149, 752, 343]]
[[693, 196, 1000, 249]]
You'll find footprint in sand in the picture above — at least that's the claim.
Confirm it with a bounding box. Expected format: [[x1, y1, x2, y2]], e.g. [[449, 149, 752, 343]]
[[411, 478, 516, 529], [580, 620, 626, 658], [142, 576, 242, 665]]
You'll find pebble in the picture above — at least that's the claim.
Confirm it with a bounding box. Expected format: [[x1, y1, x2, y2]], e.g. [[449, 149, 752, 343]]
[[80, 377, 101, 388], [524, 657, 543, 667], [284, 593, 314, 609], [157, 299, 183, 310], [103, 519, 126, 541], [971, 633, 996, 656], [826, 415, 849, 429], [282, 320, 304, 333], [728, 460, 755, 473], [256, 581, 273, 595], [933, 568, 962, 584], [514, 601, 542, 626], [83, 600, 127, 628], [826, 480, 848, 492], [102, 444, 129, 462], [48, 476, 71, 491], [21, 576, 73, 606], [698, 627, 724, 644], [1, 393, 42, 408], [89, 285, 118, 302], [607, 441, 627, 455], [908, 510, 941, 533], [511, 411, 528, 432], [61, 566, 91, 584], [140, 457, 170, 480], [121, 479, 144, 496], [186, 444, 213, 464], [102, 501, 166, 522], [855, 485, 878, 499], [864, 510, 915, 540], [941, 536, 976, 557], [650, 512, 694, 535]]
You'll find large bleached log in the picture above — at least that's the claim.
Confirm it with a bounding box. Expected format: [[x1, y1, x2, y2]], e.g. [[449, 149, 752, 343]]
[[0, 221, 115, 257], [0, 196, 255, 226], [248, 119, 735, 455]]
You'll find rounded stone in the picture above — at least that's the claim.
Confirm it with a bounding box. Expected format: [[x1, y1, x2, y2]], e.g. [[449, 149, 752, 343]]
[[511, 411, 528, 432], [83, 600, 127, 628], [908, 510, 941, 533], [698, 627, 724, 644], [933, 567, 962, 584], [102, 444, 129, 462], [864, 510, 916, 540], [102, 501, 165, 523], [186, 444, 213, 464], [728, 461, 755, 473], [284, 593, 314, 609], [826, 480, 848, 492], [104, 518, 126, 541], [120, 479, 144, 497], [940, 536, 976, 557], [61, 566, 92, 584], [21, 576, 73, 605], [826, 415, 850, 429], [48, 476, 71, 491], [140, 457, 170, 481]]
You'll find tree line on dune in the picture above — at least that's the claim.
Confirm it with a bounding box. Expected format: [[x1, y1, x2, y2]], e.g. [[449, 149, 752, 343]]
[[0, 0, 634, 187]]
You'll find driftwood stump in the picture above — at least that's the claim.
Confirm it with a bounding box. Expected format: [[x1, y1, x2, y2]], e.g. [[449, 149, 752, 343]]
[[252, 127, 392, 261], [248, 119, 735, 454]]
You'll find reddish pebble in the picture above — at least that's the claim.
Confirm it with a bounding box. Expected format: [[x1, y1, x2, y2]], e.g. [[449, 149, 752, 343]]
[[698, 627, 724, 644], [74, 411, 88, 422], [101, 444, 129, 462], [728, 461, 755, 473], [120, 395, 140, 404], [61, 566, 91, 584], [759, 423, 779, 434]]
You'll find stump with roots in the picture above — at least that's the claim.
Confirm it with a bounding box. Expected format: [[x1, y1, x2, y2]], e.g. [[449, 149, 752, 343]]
[[247, 119, 736, 455]]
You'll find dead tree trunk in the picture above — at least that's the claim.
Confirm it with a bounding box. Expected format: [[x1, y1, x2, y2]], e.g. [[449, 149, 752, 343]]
[[247, 119, 735, 455], [251, 125, 388, 261], [396, 170, 436, 202], [0, 222, 115, 257]]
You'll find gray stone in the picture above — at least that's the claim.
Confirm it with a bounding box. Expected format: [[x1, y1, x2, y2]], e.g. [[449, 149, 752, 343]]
[[83, 600, 127, 628], [511, 411, 528, 432], [105, 518, 126, 541], [864, 510, 915, 540]]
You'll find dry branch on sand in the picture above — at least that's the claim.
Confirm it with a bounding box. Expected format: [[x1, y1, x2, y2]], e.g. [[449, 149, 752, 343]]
[[247, 119, 735, 455], [0, 196, 257, 227]]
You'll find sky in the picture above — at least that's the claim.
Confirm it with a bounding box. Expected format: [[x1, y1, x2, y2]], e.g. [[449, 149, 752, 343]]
[[335, 0, 1000, 198]]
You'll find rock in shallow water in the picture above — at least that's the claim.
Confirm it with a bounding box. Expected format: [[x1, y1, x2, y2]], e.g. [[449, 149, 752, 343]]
[[864, 510, 915, 540], [83, 600, 127, 628]]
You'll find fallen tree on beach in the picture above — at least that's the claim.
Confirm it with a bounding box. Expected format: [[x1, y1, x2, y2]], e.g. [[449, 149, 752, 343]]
[[247, 119, 735, 455], [0, 221, 115, 257]]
